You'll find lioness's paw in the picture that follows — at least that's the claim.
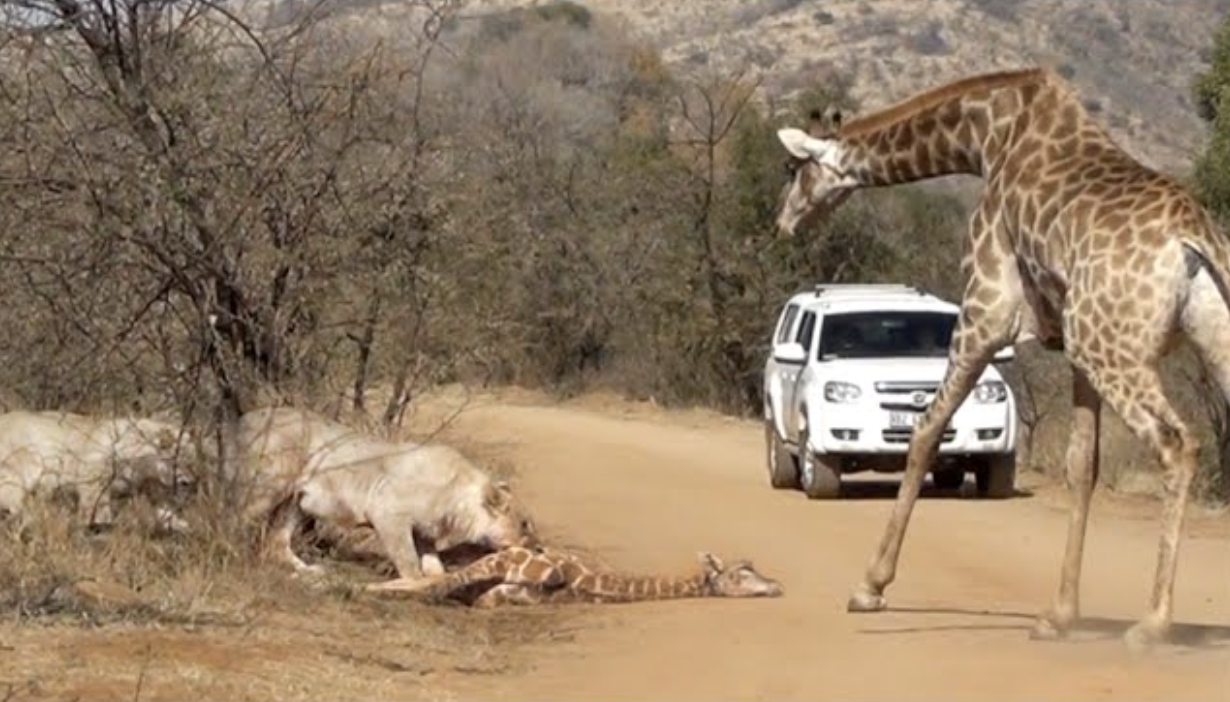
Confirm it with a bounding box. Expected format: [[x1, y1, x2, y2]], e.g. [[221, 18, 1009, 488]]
[[292, 563, 326, 579]]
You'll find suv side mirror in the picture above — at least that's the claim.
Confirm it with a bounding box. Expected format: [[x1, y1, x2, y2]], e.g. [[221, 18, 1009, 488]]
[[992, 346, 1016, 363], [774, 342, 807, 365]]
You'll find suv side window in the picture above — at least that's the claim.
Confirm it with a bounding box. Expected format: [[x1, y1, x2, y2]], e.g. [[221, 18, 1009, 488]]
[[775, 303, 800, 344], [796, 311, 817, 353]]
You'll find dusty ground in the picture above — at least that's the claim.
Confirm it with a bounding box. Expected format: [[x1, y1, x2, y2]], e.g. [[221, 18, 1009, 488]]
[[1, 387, 1227, 701]]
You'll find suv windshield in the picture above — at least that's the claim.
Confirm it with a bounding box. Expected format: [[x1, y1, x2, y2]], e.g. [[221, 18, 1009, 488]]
[[817, 311, 956, 360]]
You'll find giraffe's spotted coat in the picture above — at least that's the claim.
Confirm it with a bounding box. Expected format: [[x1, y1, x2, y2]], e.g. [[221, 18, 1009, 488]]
[[367, 546, 784, 607], [776, 67, 1230, 647]]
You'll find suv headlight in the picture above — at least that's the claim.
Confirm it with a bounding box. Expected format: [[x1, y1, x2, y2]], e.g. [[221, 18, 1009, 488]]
[[824, 381, 861, 403], [973, 381, 1008, 404]]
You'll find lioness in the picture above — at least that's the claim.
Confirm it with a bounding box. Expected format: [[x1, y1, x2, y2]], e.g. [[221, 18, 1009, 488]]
[[0, 410, 197, 531], [230, 407, 539, 578]]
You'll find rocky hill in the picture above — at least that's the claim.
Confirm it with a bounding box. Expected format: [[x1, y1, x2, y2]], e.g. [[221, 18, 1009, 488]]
[[461, 0, 1229, 175]]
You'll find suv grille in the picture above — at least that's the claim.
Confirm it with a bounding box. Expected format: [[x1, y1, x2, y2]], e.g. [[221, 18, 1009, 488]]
[[883, 428, 956, 444], [876, 381, 937, 411], [874, 381, 940, 393], [881, 400, 930, 411]]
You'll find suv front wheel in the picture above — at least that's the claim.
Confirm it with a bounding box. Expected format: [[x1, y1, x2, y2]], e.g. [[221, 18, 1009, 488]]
[[976, 455, 1016, 499], [764, 417, 800, 489], [798, 423, 841, 499]]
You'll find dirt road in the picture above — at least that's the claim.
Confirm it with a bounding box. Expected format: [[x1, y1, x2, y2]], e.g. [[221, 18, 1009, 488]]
[[2, 390, 1224, 701], [435, 391, 1229, 701]]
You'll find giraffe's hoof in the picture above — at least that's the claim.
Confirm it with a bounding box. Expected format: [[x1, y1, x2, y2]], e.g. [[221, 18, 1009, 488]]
[[1124, 619, 1169, 650], [1029, 617, 1068, 641], [846, 587, 887, 613]]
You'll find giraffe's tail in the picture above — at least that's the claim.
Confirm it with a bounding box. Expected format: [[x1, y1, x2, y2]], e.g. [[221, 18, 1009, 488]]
[[1179, 225, 1230, 310]]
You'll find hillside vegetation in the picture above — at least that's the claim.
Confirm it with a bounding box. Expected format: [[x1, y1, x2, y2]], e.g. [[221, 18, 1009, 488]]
[[481, 0, 1228, 174], [0, 0, 1227, 508]]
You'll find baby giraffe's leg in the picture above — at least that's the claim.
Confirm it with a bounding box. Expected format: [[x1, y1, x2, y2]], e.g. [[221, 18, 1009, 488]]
[[367, 550, 518, 594], [472, 584, 540, 608], [366, 573, 448, 593]]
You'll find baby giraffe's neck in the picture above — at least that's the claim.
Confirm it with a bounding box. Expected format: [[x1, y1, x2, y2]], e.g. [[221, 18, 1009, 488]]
[[572, 572, 709, 603]]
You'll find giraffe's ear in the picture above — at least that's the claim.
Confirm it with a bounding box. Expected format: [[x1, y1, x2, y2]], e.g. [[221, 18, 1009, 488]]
[[807, 108, 825, 136], [807, 107, 843, 137], [777, 128, 828, 160], [697, 551, 725, 574]]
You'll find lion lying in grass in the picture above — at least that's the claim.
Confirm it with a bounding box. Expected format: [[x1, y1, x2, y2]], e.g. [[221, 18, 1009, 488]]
[[0, 410, 197, 533]]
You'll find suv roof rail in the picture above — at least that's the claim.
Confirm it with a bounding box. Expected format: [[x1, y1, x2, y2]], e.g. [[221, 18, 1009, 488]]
[[812, 283, 927, 297]]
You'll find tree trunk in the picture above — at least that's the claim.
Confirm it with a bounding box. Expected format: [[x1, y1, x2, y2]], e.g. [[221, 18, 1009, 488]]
[[381, 363, 412, 429], [352, 291, 382, 413]]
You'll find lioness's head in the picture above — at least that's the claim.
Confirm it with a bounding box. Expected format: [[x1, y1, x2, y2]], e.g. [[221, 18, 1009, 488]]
[[479, 480, 540, 549]]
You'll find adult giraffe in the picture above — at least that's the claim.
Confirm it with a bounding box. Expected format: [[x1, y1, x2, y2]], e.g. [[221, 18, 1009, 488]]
[[773, 67, 1230, 647]]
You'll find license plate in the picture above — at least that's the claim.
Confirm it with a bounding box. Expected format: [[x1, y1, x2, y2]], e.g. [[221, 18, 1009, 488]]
[[888, 411, 917, 429]]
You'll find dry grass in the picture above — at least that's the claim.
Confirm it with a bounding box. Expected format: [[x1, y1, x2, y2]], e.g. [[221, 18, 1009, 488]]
[[0, 590, 568, 701], [0, 433, 574, 701]]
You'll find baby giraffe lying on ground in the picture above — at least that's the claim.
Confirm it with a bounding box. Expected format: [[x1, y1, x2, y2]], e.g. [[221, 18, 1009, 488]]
[[366, 546, 784, 607]]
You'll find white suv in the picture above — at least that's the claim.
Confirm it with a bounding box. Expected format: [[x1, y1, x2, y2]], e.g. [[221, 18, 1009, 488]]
[[762, 284, 1019, 499]]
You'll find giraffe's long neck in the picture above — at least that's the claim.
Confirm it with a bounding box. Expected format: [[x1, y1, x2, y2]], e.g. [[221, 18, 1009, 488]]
[[838, 97, 991, 186], [834, 71, 1050, 187], [570, 572, 709, 603]]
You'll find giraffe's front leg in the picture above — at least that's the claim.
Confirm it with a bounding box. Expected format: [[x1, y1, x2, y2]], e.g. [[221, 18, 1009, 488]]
[[847, 354, 991, 612], [1032, 367, 1101, 640], [849, 239, 1022, 613]]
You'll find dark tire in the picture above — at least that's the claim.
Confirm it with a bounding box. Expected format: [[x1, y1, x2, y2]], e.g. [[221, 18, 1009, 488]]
[[976, 455, 1016, 498], [799, 424, 841, 499], [765, 418, 800, 489], [932, 469, 966, 491]]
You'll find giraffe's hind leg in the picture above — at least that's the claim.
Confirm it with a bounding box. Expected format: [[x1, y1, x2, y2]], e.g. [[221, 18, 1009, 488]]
[[1072, 361, 1197, 647], [1032, 237, 1203, 647]]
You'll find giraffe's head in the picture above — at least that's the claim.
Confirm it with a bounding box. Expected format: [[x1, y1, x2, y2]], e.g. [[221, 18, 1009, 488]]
[[774, 109, 857, 236], [698, 552, 784, 598]]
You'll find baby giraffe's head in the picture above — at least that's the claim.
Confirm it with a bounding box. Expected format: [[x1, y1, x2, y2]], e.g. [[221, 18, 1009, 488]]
[[698, 552, 784, 598]]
